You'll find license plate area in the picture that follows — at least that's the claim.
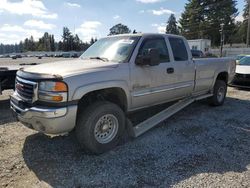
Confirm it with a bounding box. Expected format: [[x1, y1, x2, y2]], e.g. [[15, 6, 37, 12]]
[[10, 95, 26, 110]]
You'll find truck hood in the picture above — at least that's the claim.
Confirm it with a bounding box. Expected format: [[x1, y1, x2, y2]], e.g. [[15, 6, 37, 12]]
[[22, 59, 119, 77], [236, 65, 250, 74]]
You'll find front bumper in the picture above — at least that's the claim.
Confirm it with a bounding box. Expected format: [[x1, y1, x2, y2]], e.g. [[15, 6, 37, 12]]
[[230, 74, 250, 89], [10, 93, 78, 134]]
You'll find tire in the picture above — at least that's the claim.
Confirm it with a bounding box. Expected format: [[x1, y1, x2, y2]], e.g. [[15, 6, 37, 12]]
[[76, 101, 125, 154], [209, 80, 227, 106]]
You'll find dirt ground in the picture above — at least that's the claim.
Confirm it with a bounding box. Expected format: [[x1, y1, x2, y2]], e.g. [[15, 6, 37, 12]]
[[0, 57, 74, 66], [0, 87, 249, 188]]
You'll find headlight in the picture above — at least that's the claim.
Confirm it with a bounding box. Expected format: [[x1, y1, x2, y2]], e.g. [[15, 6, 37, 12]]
[[38, 81, 68, 102], [39, 81, 67, 92]]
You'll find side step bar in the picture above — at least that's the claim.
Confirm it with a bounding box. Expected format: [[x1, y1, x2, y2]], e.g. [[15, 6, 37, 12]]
[[128, 94, 213, 138]]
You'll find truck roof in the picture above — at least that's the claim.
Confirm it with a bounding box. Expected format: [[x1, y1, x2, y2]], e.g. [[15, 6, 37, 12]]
[[106, 33, 184, 39]]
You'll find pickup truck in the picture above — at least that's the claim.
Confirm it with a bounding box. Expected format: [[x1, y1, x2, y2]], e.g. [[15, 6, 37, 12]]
[[10, 33, 236, 154]]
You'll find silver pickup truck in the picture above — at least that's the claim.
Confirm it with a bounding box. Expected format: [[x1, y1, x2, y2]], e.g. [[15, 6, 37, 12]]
[[10, 33, 236, 153]]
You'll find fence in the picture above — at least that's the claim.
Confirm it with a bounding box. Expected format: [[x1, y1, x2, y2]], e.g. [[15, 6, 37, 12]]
[[210, 48, 250, 57]]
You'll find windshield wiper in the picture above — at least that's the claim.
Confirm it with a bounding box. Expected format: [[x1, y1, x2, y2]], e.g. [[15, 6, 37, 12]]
[[89, 57, 109, 62]]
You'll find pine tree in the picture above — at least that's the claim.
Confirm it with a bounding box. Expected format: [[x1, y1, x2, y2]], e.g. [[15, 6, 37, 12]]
[[166, 14, 179, 34], [19, 41, 24, 53], [239, 0, 249, 44], [179, 0, 206, 39], [180, 0, 238, 46], [29, 36, 36, 51], [108, 23, 131, 35], [73, 34, 81, 51], [50, 35, 55, 51], [206, 0, 238, 46], [62, 27, 72, 51]]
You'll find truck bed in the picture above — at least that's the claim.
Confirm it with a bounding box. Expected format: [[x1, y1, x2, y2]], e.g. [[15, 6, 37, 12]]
[[0, 64, 38, 94]]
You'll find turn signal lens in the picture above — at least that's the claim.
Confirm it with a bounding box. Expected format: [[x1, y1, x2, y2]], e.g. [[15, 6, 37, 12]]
[[52, 95, 63, 101], [54, 82, 67, 92]]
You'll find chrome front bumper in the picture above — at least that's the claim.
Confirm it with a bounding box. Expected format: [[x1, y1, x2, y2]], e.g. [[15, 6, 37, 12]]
[[10, 93, 78, 134]]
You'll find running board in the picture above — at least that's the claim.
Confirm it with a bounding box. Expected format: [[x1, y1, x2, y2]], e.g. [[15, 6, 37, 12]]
[[129, 94, 213, 138]]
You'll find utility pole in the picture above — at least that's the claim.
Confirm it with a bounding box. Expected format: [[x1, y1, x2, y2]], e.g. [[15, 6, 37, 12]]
[[247, 0, 250, 47], [220, 23, 225, 57]]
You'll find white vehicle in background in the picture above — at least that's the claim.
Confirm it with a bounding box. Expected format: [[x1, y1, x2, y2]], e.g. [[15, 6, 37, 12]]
[[236, 54, 247, 64], [231, 55, 250, 88]]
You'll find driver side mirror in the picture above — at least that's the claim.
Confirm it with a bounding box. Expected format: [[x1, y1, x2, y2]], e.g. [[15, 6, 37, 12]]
[[136, 48, 160, 66]]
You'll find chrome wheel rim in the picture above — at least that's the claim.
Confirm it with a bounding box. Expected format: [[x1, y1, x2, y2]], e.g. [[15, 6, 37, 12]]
[[94, 114, 119, 144], [217, 86, 225, 102]]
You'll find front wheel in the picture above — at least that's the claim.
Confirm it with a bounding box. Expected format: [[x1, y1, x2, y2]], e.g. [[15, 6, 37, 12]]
[[76, 101, 125, 154], [209, 80, 227, 106]]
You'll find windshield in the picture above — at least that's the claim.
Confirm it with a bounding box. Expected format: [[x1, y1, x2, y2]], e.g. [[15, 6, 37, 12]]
[[236, 55, 245, 61], [239, 56, 250, 65], [80, 36, 140, 63]]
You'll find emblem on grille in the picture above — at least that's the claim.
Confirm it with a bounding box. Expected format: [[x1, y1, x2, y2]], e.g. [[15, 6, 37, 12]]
[[16, 83, 24, 91]]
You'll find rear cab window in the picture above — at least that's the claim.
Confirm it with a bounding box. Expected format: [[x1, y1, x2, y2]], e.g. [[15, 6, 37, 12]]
[[169, 37, 189, 61]]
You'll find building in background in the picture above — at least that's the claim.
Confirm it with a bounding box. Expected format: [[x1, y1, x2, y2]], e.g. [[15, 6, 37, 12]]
[[188, 39, 211, 53]]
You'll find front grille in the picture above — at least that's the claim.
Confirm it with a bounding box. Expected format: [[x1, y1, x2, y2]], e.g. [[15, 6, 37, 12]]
[[15, 77, 37, 102]]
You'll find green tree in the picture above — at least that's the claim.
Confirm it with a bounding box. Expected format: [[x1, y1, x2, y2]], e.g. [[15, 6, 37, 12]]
[[50, 35, 55, 51], [19, 41, 24, 53], [230, 21, 245, 44], [73, 34, 81, 51], [206, 0, 238, 46], [238, 0, 249, 44], [180, 0, 238, 46], [108, 23, 131, 35], [62, 27, 72, 51], [179, 0, 206, 39], [23, 38, 30, 51], [166, 14, 179, 34], [58, 41, 63, 51], [90, 37, 95, 45]]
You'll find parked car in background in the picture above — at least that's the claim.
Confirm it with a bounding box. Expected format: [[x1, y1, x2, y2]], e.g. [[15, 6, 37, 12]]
[[236, 54, 247, 64], [10, 55, 17, 59], [71, 53, 79, 58], [191, 49, 204, 58], [54, 53, 62, 57], [37, 55, 43, 59], [62, 52, 71, 58], [230, 56, 250, 88]]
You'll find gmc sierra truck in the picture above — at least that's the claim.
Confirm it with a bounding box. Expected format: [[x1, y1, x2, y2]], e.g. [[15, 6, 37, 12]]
[[10, 34, 236, 154]]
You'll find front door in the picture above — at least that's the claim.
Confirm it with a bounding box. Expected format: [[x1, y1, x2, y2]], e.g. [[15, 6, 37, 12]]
[[130, 36, 176, 109]]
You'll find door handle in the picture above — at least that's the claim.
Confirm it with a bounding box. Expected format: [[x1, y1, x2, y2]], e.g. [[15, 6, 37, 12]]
[[167, 68, 174, 74]]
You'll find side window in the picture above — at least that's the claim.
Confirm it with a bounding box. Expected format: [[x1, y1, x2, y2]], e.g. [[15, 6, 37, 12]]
[[169, 37, 189, 61], [138, 38, 170, 63]]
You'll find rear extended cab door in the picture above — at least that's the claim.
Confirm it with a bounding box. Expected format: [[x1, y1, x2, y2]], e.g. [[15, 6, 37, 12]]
[[166, 36, 196, 98], [129, 35, 195, 111]]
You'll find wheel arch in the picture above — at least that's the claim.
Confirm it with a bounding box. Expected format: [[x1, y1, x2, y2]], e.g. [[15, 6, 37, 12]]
[[212, 71, 229, 89], [76, 86, 129, 113], [216, 72, 229, 83]]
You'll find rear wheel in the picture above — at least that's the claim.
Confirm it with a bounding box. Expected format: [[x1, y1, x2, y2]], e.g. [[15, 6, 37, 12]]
[[209, 80, 227, 106], [76, 101, 125, 154]]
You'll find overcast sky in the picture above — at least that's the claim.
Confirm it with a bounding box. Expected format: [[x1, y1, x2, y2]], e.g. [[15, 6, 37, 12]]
[[0, 0, 246, 44]]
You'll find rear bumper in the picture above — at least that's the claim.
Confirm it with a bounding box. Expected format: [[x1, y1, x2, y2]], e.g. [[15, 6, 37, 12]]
[[10, 95, 78, 134]]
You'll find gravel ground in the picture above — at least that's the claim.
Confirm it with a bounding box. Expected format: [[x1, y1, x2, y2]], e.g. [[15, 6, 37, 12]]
[[0, 87, 249, 188]]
